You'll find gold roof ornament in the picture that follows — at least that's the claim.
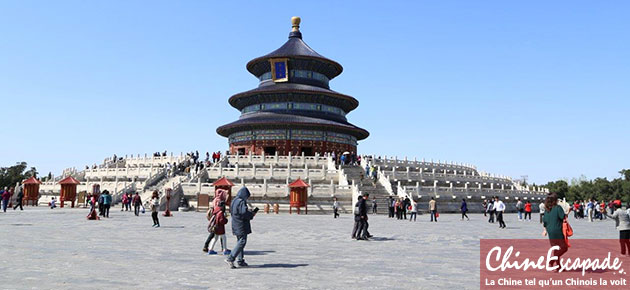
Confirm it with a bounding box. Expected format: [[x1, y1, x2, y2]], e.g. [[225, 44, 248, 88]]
[[291, 16, 301, 32]]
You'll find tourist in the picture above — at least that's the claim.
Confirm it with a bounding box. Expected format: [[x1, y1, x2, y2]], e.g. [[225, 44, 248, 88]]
[[150, 190, 160, 228], [1, 187, 10, 212], [388, 196, 394, 218], [121, 193, 129, 211], [587, 200, 594, 222], [98, 193, 105, 216], [225, 187, 257, 269], [357, 193, 370, 240], [493, 196, 506, 228], [604, 200, 630, 256], [126, 193, 133, 211], [487, 199, 495, 223], [352, 195, 364, 238], [403, 197, 410, 220], [332, 197, 339, 219], [372, 197, 377, 214], [461, 199, 469, 221], [516, 198, 524, 221], [203, 205, 216, 253], [50, 197, 57, 209], [524, 201, 532, 221], [13, 185, 24, 211], [102, 190, 112, 218], [203, 189, 228, 252], [482, 199, 488, 217], [539, 200, 545, 224], [429, 197, 437, 222], [394, 198, 401, 220], [409, 198, 417, 222], [133, 192, 142, 216], [542, 193, 568, 269], [208, 201, 230, 255]]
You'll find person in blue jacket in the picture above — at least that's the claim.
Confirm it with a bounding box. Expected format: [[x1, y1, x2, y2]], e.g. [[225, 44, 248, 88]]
[[461, 199, 470, 221], [225, 187, 256, 269]]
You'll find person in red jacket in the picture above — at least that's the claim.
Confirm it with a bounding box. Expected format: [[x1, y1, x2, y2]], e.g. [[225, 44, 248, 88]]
[[524, 201, 532, 221], [208, 201, 230, 255]]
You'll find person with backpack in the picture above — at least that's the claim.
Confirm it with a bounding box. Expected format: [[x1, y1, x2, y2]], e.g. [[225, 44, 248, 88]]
[[132, 192, 142, 216], [203, 189, 228, 252], [524, 201, 532, 221], [208, 201, 230, 255], [461, 199, 469, 221], [542, 193, 568, 270]]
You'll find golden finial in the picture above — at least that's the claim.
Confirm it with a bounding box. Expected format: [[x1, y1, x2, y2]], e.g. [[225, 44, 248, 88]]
[[291, 16, 301, 32]]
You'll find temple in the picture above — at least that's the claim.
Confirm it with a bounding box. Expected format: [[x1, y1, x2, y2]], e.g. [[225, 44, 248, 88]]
[[216, 17, 369, 156]]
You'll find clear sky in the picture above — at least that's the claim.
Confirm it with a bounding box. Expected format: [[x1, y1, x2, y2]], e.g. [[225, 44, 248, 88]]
[[1, 0, 628, 184]]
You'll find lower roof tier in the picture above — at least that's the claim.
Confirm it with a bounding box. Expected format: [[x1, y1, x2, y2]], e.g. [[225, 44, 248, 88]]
[[216, 111, 369, 140]]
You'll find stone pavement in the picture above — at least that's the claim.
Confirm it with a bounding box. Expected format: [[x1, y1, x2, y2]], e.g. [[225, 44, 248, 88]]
[[0, 207, 619, 289]]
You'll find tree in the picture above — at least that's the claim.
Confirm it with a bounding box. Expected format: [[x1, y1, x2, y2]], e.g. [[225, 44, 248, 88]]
[[0, 162, 35, 189], [543, 180, 568, 199]]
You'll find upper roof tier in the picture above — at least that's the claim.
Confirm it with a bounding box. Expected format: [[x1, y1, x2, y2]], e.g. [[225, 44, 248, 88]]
[[246, 17, 343, 80]]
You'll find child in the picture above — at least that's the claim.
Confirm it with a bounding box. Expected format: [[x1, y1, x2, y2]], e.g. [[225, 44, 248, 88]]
[[50, 197, 56, 209], [208, 201, 230, 255]]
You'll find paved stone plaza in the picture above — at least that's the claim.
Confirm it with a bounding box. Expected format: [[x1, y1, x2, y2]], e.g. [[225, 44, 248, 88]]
[[0, 208, 620, 289]]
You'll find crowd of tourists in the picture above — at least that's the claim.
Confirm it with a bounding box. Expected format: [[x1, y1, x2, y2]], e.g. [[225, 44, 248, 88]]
[[570, 199, 616, 222]]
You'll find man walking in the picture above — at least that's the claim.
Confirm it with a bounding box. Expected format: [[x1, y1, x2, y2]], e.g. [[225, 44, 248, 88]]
[[352, 193, 370, 240], [102, 190, 112, 218], [225, 187, 256, 269], [493, 196, 506, 228], [13, 186, 24, 210]]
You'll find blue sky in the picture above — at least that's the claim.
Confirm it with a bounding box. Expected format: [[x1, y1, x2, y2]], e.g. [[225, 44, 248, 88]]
[[0, 1, 628, 184]]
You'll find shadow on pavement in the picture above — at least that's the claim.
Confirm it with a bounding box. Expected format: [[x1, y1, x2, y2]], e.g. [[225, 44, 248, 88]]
[[249, 263, 308, 268], [368, 237, 395, 241], [244, 250, 276, 255]]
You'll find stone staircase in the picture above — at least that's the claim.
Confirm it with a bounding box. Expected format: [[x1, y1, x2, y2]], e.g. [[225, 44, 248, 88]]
[[341, 165, 392, 214]]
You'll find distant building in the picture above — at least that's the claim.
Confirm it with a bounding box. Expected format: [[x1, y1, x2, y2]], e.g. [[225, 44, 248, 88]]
[[217, 17, 368, 156]]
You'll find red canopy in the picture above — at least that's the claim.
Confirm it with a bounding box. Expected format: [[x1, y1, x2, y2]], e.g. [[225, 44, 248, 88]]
[[289, 178, 309, 188], [213, 177, 234, 187], [23, 177, 42, 185], [58, 176, 81, 185]]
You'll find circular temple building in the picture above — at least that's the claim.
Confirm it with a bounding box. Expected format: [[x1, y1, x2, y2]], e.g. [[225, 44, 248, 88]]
[[217, 17, 369, 156]]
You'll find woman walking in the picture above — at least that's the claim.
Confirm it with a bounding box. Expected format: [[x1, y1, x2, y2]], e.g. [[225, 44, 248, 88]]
[[208, 201, 230, 255], [542, 193, 568, 270], [151, 191, 160, 228], [604, 201, 630, 256], [461, 199, 469, 221]]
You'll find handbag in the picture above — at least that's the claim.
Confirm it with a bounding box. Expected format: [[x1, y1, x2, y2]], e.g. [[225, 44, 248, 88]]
[[207, 214, 217, 233], [435, 212, 440, 218]]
